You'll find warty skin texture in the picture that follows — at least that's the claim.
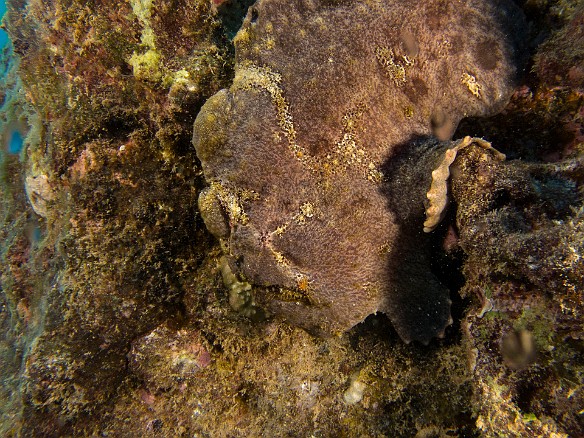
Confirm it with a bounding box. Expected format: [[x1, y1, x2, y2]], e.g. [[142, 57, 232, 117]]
[[193, 0, 526, 343]]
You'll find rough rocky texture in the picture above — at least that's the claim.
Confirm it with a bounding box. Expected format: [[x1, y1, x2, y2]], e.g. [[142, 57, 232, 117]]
[[193, 0, 526, 343], [101, 252, 477, 437], [534, 2, 584, 89], [0, 0, 582, 436], [0, 0, 232, 434], [0, 41, 35, 435], [444, 3, 584, 427], [446, 141, 584, 436], [423, 136, 506, 232]]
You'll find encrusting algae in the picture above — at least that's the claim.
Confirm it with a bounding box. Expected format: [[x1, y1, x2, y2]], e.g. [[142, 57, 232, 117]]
[[0, 0, 582, 436]]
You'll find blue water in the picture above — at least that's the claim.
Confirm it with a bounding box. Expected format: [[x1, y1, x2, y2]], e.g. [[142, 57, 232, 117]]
[[8, 130, 23, 153], [0, 1, 7, 50]]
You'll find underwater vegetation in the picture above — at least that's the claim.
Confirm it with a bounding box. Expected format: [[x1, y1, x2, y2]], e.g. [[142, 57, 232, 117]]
[[0, 0, 581, 436]]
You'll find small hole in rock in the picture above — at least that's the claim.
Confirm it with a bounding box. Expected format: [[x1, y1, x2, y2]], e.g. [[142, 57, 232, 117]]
[[250, 8, 259, 23]]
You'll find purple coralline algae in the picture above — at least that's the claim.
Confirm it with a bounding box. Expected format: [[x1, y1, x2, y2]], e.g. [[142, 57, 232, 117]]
[[193, 0, 526, 343], [3, 0, 581, 434]]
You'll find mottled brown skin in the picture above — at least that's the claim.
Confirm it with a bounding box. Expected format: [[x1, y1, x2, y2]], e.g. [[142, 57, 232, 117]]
[[193, 0, 525, 343]]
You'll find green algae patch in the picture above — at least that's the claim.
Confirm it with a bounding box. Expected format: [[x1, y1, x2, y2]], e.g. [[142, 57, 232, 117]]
[[0, 0, 231, 434], [514, 305, 555, 352], [129, 48, 163, 82], [0, 0, 583, 436]]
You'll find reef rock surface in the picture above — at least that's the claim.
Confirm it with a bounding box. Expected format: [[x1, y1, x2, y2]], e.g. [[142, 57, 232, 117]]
[[193, 0, 526, 343]]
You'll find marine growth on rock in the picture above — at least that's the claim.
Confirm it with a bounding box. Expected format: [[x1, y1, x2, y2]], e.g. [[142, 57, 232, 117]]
[[193, 0, 527, 343]]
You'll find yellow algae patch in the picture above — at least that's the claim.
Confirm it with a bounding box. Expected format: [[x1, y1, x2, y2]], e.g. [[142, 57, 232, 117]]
[[375, 46, 414, 86], [209, 181, 258, 226], [129, 49, 162, 82], [128, 0, 164, 82], [232, 63, 308, 161], [461, 72, 482, 98], [332, 105, 384, 182]]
